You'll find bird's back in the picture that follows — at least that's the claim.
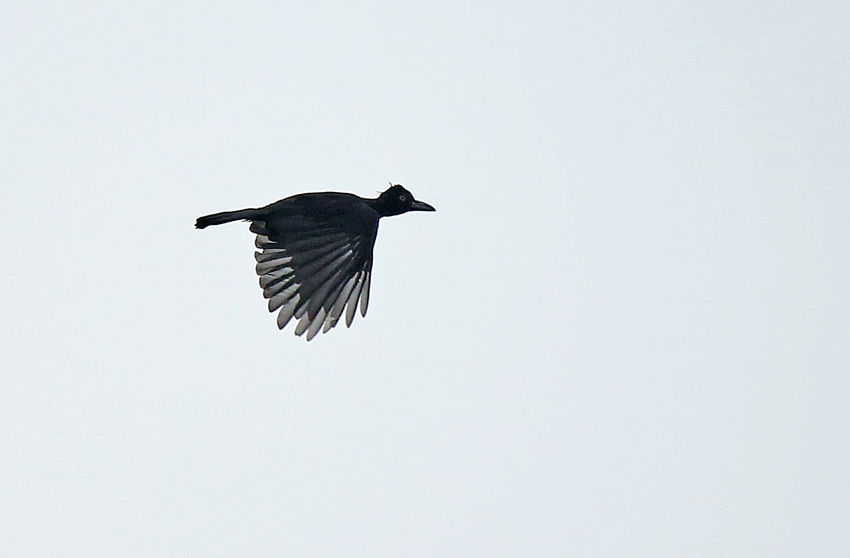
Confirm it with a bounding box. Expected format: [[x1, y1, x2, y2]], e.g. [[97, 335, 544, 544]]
[[257, 192, 380, 236]]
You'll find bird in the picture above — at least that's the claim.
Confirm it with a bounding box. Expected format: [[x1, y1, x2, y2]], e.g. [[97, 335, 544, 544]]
[[196, 183, 436, 340]]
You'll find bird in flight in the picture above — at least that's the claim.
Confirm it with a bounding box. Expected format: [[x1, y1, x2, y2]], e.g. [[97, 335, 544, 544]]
[[196, 184, 436, 340]]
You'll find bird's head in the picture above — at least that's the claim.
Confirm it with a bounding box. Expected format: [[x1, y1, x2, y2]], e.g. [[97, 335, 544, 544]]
[[374, 184, 436, 217]]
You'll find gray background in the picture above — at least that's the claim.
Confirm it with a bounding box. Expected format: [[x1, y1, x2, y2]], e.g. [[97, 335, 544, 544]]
[[1, 1, 848, 556]]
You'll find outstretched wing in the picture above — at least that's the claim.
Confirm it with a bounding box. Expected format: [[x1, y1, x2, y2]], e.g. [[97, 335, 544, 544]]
[[250, 197, 378, 341]]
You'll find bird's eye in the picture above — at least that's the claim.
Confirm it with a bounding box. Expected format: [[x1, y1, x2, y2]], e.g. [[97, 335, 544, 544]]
[[399, 195, 407, 202]]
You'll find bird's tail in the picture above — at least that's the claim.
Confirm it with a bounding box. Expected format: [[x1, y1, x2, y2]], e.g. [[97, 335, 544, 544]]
[[195, 208, 261, 229]]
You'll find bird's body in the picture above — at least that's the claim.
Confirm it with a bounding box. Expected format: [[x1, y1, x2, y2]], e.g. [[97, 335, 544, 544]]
[[196, 184, 435, 340]]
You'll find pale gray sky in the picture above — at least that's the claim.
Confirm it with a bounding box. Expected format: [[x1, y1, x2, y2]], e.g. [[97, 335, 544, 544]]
[[1, 1, 848, 556]]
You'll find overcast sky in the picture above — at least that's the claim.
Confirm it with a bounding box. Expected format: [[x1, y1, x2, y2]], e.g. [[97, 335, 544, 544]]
[[1, 1, 848, 556]]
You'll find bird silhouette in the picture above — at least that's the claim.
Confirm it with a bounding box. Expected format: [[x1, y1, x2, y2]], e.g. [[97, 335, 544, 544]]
[[196, 184, 436, 340]]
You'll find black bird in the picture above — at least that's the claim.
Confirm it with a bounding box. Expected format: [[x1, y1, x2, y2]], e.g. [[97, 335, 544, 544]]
[[196, 184, 436, 340]]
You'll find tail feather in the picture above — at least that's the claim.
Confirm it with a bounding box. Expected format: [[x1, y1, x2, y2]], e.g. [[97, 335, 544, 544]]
[[195, 208, 260, 229]]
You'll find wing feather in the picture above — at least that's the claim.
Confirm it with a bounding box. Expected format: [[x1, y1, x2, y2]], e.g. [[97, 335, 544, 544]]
[[249, 198, 379, 340], [345, 272, 365, 328], [359, 271, 372, 317]]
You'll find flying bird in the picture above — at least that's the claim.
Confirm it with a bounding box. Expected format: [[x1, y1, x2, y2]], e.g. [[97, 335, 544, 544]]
[[196, 184, 436, 340]]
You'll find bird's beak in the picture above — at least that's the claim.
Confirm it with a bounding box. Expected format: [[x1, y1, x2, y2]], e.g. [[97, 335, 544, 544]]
[[410, 200, 436, 212]]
